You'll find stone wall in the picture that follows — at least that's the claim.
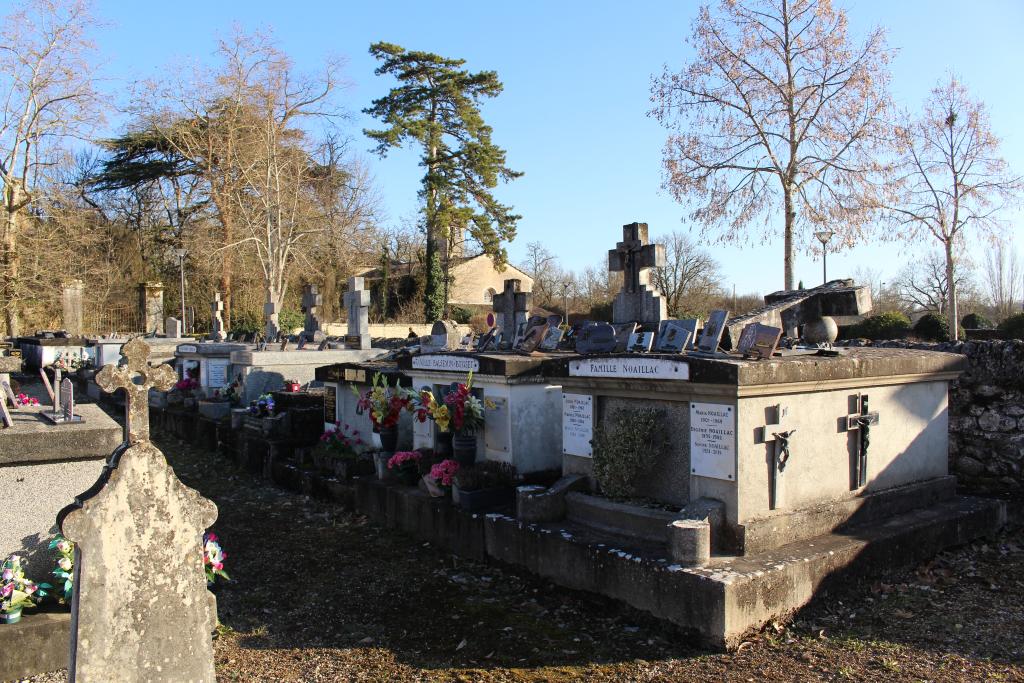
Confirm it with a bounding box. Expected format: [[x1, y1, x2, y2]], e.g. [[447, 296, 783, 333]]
[[840, 339, 1024, 497]]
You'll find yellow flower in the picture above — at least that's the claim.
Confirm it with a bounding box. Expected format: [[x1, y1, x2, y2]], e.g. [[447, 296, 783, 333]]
[[432, 404, 451, 432], [483, 398, 497, 411]]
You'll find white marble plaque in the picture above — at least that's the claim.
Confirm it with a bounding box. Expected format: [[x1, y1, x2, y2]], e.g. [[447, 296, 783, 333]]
[[569, 357, 689, 380], [484, 396, 509, 453], [176, 344, 198, 354], [412, 355, 480, 372], [562, 393, 593, 457], [690, 402, 736, 481], [413, 416, 433, 450], [205, 360, 229, 388]]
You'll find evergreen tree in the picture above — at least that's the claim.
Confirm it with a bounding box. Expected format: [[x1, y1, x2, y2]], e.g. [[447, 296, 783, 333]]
[[364, 42, 522, 321]]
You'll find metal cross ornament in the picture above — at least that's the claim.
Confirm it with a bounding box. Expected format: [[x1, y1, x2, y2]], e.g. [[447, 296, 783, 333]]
[[845, 394, 880, 488], [758, 404, 797, 510], [96, 337, 176, 445]]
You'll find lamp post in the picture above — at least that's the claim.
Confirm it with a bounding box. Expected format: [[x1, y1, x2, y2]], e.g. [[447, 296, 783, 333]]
[[561, 282, 570, 326], [814, 230, 835, 285], [175, 248, 187, 332]]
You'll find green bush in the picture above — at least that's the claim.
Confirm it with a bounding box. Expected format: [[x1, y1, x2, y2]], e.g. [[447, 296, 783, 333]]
[[592, 408, 666, 498], [961, 313, 992, 329], [278, 308, 304, 333], [913, 313, 950, 341], [227, 309, 262, 335], [450, 306, 473, 324], [848, 312, 911, 340], [998, 313, 1024, 340]]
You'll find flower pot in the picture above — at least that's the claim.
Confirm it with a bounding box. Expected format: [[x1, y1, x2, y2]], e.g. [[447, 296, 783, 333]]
[[423, 475, 447, 498], [435, 430, 453, 457], [452, 432, 477, 468], [375, 426, 399, 453], [2, 609, 22, 625], [397, 465, 420, 486]]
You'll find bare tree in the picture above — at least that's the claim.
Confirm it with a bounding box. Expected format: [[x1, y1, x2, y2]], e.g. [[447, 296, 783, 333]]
[[651, 230, 723, 317], [892, 251, 974, 317], [984, 237, 1022, 322], [650, 0, 893, 290], [886, 76, 1022, 339], [0, 0, 100, 335], [521, 241, 559, 307]]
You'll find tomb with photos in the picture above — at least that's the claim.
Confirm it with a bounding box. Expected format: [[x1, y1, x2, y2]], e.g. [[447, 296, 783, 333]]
[[315, 359, 415, 452]]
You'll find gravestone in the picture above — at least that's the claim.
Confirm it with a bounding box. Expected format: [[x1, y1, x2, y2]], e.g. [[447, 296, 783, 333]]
[[301, 284, 324, 342], [138, 282, 165, 336], [656, 319, 698, 353], [696, 310, 729, 353], [608, 222, 667, 329], [61, 337, 218, 682], [264, 295, 280, 342], [165, 316, 183, 339], [62, 280, 84, 337], [492, 278, 531, 345], [210, 293, 226, 341], [343, 277, 371, 350], [421, 320, 461, 353]]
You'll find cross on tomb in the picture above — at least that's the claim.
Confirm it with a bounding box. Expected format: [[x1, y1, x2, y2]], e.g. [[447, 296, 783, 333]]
[[492, 278, 531, 344], [264, 295, 280, 341], [96, 337, 176, 445], [758, 404, 797, 510], [209, 292, 226, 341], [608, 222, 667, 326], [844, 394, 880, 489], [343, 276, 371, 350], [301, 284, 323, 341]]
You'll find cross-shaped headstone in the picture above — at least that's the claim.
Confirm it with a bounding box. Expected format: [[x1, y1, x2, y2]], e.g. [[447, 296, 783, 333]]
[[264, 296, 280, 341], [758, 404, 796, 510], [301, 284, 324, 341], [96, 337, 176, 445], [607, 222, 667, 327], [844, 394, 880, 489], [343, 276, 371, 350], [210, 293, 226, 341], [492, 278, 531, 344]]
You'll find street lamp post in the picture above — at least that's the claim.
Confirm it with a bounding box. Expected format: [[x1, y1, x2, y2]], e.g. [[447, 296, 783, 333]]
[[814, 230, 835, 285], [175, 248, 188, 332], [561, 282, 570, 326]]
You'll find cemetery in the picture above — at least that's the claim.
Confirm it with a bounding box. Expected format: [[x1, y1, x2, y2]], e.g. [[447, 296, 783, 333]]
[[1, 1, 1023, 680]]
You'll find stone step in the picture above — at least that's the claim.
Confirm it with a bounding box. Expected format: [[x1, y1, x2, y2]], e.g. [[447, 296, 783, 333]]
[[564, 492, 678, 545]]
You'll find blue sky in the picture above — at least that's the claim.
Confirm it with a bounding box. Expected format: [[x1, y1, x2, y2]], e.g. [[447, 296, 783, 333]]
[[91, 0, 1024, 296]]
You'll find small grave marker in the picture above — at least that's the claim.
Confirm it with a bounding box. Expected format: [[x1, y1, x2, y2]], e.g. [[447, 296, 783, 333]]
[[696, 310, 729, 353], [1, 380, 18, 409], [656, 319, 698, 353]]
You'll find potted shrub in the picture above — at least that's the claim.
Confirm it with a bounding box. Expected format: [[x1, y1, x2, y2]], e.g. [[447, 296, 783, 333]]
[[352, 373, 416, 452], [1, 555, 49, 624], [452, 461, 517, 512], [424, 458, 459, 498], [387, 451, 423, 486]]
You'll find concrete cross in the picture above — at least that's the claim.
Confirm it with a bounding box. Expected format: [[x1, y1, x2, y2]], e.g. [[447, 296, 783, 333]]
[[301, 284, 323, 337], [844, 393, 880, 489], [758, 404, 796, 510], [492, 278, 531, 341], [210, 293, 226, 341], [343, 277, 371, 349], [608, 222, 665, 294], [96, 337, 176, 445]]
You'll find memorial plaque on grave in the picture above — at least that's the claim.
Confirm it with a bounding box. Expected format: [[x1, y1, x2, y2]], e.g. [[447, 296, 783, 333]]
[[412, 355, 480, 372], [627, 331, 654, 353], [690, 402, 736, 481], [697, 310, 729, 353], [297, 336, 308, 350], [413, 414, 433, 450], [575, 322, 617, 354], [516, 315, 549, 353], [476, 327, 497, 351], [60, 378, 74, 421], [484, 396, 510, 453], [613, 322, 637, 353], [569, 357, 689, 380], [280, 337, 289, 351], [324, 385, 337, 424], [562, 393, 593, 457], [207, 359, 229, 388], [656, 319, 699, 353], [317, 338, 330, 351], [737, 323, 782, 359], [538, 325, 564, 352]]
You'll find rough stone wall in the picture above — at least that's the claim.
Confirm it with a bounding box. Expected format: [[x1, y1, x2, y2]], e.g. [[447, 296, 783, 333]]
[[840, 339, 1024, 497]]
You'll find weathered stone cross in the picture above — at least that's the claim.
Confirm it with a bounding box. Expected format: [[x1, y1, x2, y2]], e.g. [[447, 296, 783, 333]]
[[96, 337, 176, 445], [608, 222, 667, 326], [301, 284, 323, 339], [492, 278, 531, 341], [758, 404, 797, 510], [845, 394, 880, 489], [344, 276, 370, 350], [210, 293, 226, 341]]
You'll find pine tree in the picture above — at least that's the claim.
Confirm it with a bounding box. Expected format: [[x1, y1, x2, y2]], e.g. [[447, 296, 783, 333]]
[[364, 42, 522, 322]]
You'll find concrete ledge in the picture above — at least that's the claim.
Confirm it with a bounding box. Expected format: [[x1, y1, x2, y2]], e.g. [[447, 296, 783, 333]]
[[516, 475, 586, 523], [738, 476, 958, 555], [0, 610, 69, 681], [565, 492, 678, 543], [0, 404, 121, 465]]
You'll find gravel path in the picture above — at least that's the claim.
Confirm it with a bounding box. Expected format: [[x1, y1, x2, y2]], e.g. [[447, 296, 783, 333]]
[[22, 433, 1024, 682]]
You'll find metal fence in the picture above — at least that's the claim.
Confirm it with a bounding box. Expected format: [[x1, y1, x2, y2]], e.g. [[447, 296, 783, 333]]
[[82, 304, 143, 336]]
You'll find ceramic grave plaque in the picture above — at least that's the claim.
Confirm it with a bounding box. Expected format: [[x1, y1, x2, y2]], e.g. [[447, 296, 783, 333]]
[[575, 322, 617, 354], [696, 310, 729, 353], [1, 380, 18, 409], [515, 315, 549, 353], [613, 322, 637, 353], [0, 394, 11, 428], [627, 331, 654, 353], [60, 337, 218, 682], [690, 402, 736, 481], [562, 393, 593, 457], [656, 319, 699, 353]]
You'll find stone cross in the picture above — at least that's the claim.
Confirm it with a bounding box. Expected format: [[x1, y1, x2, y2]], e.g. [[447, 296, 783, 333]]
[[492, 278, 531, 343], [263, 296, 280, 342], [343, 276, 371, 350], [61, 336, 218, 682], [210, 293, 226, 342], [608, 222, 667, 327], [845, 394, 880, 489], [758, 404, 796, 510], [96, 337, 176, 445], [301, 284, 324, 341]]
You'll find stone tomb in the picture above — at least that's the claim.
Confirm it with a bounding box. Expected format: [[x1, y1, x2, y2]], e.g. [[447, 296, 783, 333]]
[[16, 334, 90, 370], [398, 352, 563, 474], [230, 345, 386, 405], [172, 341, 248, 398], [315, 360, 414, 451], [515, 347, 1005, 647]]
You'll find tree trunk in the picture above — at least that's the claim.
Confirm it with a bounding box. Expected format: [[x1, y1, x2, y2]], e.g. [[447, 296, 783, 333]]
[[1, 185, 25, 337], [783, 184, 796, 291], [944, 239, 959, 341]]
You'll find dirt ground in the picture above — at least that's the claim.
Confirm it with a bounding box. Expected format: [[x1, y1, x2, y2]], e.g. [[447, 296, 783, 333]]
[[26, 433, 1024, 682]]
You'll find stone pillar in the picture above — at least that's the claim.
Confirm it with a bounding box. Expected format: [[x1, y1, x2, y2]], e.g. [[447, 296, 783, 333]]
[[138, 282, 165, 335], [62, 279, 85, 336]]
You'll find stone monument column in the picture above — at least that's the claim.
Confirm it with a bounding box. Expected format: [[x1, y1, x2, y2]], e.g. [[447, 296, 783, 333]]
[[138, 282, 165, 335], [62, 279, 85, 336]]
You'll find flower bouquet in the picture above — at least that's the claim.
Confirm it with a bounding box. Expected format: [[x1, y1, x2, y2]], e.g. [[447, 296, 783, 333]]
[[352, 373, 416, 451], [2, 555, 49, 624], [387, 450, 423, 486], [425, 458, 460, 497], [437, 374, 493, 466], [49, 536, 74, 605], [15, 393, 39, 407], [248, 393, 275, 417], [318, 422, 371, 478], [203, 533, 229, 585]]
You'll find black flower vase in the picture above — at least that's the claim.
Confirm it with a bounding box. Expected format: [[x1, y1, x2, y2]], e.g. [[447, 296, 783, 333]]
[[376, 425, 399, 453], [451, 432, 477, 468], [435, 430, 454, 458]]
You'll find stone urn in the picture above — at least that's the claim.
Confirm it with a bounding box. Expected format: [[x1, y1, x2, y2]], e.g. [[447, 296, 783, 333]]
[[803, 316, 839, 345]]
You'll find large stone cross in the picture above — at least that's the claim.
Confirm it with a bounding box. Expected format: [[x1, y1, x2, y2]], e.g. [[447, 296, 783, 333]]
[[96, 337, 176, 445], [607, 222, 666, 327], [344, 276, 370, 350], [492, 278, 531, 341], [210, 293, 226, 341], [301, 284, 323, 340]]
